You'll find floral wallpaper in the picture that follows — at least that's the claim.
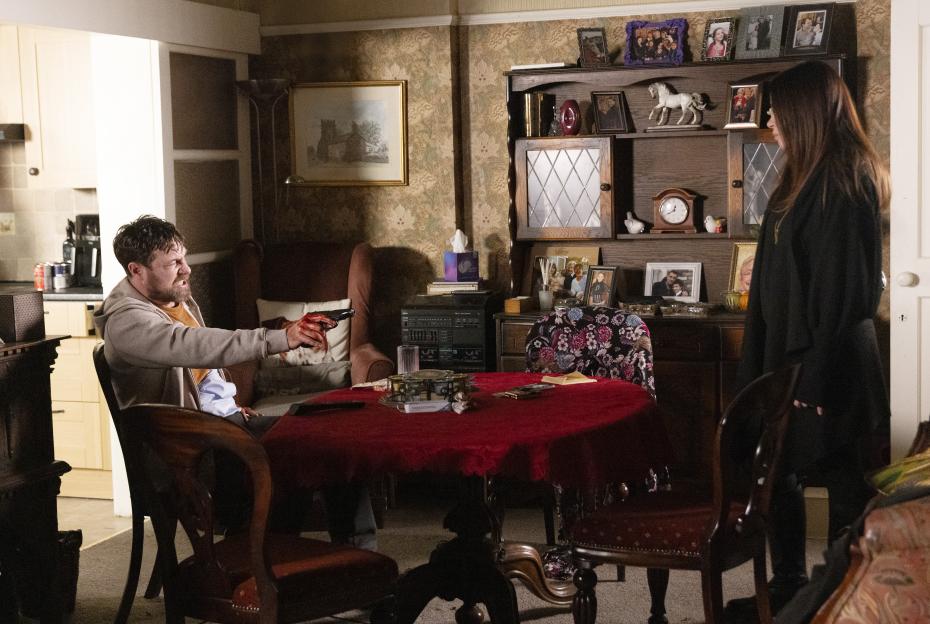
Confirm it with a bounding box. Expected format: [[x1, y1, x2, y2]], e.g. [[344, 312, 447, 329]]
[[254, 0, 890, 359]]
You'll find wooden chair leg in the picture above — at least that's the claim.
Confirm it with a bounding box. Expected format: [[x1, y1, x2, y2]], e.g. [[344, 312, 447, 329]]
[[646, 567, 669, 624], [753, 551, 773, 624], [700, 569, 724, 624], [571, 564, 598, 624], [114, 514, 145, 624]]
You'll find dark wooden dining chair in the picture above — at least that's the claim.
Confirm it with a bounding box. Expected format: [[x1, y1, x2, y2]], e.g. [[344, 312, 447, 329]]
[[92, 342, 164, 624], [119, 403, 399, 624], [525, 305, 656, 545], [569, 363, 801, 624]]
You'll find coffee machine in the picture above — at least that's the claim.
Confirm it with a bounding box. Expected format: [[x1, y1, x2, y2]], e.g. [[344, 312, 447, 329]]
[[73, 214, 102, 287]]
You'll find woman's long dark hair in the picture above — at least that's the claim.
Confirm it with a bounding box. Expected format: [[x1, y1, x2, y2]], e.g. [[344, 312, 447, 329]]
[[768, 61, 889, 216]]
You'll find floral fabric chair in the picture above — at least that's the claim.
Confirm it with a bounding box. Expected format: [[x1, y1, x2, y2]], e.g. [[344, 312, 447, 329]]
[[525, 306, 655, 399], [520, 306, 657, 554]]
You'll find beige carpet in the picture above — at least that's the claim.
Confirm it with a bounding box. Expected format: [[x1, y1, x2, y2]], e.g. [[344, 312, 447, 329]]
[[71, 500, 826, 623]]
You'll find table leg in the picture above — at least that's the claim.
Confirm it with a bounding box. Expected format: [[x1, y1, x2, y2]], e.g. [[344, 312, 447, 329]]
[[395, 477, 520, 624], [486, 478, 575, 606]]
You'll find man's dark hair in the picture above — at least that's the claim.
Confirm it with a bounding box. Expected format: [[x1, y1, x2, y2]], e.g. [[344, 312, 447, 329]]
[[113, 215, 186, 274]]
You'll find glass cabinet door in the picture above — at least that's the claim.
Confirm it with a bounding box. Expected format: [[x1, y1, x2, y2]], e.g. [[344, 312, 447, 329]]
[[727, 129, 782, 237], [515, 136, 614, 239]]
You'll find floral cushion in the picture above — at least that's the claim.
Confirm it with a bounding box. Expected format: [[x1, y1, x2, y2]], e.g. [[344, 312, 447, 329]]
[[525, 306, 655, 399]]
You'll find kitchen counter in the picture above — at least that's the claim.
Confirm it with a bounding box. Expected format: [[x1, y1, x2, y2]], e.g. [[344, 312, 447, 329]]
[[0, 281, 103, 301]]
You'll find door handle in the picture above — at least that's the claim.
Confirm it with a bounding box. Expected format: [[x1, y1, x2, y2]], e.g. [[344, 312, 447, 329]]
[[896, 272, 920, 287]]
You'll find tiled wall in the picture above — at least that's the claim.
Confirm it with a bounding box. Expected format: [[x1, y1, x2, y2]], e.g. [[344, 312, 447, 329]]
[[0, 142, 98, 281]]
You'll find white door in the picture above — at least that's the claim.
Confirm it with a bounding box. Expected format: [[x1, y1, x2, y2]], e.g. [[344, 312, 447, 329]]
[[890, 0, 930, 458]]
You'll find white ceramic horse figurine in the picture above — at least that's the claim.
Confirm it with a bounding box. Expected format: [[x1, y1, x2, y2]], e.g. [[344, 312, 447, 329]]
[[647, 82, 707, 126]]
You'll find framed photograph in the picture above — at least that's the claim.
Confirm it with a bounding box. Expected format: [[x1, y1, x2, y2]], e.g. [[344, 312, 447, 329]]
[[702, 17, 736, 61], [577, 27, 610, 67], [785, 3, 833, 56], [729, 242, 758, 293], [624, 19, 686, 66], [724, 83, 763, 129], [591, 91, 629, 133], [644, 262, 701, 303], [736, 6, 784, 59], [289, 81, 408, 186], [583, 266, 617, 306], [523, 244, 600, 297]]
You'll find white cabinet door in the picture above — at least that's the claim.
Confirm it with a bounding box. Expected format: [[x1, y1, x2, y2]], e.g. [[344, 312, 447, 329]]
[[18, 26, 96, 189]]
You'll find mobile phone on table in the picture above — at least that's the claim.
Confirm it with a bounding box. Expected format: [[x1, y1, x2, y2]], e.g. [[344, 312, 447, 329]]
[[318, 308, 355, 322]]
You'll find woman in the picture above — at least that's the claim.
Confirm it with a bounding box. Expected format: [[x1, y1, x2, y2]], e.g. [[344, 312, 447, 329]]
[[734, 61, 890, 615], [705, 27, 728, 57]]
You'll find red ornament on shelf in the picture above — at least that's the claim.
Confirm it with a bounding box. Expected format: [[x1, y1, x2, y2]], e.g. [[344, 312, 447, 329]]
[[559, 99, 581, 135]]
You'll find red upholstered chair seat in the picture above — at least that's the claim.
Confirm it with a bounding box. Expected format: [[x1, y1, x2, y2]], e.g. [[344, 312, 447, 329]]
[[174, 534, 398, 616], [570, 491, 747, 560]]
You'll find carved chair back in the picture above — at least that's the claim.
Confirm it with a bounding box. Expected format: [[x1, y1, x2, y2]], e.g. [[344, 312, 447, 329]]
[[712, 363, 801, 545]]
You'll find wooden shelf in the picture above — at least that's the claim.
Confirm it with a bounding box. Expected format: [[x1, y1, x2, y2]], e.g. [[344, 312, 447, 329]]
[[519, 129, 729, 141], [616, 232, 729, 240]]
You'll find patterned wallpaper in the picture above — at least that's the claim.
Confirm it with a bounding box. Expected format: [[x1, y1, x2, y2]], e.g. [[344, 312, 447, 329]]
[[255, 0, 891, 356]]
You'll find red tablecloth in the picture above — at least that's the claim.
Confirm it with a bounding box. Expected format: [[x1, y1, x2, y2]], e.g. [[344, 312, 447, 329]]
[[262, 372, 671, 490]]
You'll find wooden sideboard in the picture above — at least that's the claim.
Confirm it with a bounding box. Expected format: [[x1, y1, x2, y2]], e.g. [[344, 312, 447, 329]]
[[0, 336, 70, 623], [495, 312, 745, 480]]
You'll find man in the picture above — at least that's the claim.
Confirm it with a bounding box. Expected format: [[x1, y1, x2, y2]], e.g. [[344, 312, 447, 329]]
[[588, 271, 609, 305], [596, 95, 622, 131], [651, 270, 678, 297], [94, 215, 376, 548], [569, 264, 587, 299]]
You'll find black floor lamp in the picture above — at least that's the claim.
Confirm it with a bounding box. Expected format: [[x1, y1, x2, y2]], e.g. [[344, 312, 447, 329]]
[[236, 78, 290, 244]]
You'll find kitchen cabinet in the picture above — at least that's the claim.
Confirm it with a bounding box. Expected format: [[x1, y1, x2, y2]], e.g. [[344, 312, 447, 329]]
[[18, 26, 96, 189], [0, 26, 23, 123], [44, 301, 111, 498], [495, 312, 745, 481]]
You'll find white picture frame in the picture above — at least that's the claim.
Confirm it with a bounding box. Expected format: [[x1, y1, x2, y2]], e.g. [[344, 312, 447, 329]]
[[644, 262, 702, 303]]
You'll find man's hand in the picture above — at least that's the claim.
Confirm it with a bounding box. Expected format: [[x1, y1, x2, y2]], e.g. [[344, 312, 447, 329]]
[[240, 406, 262, 422], [284, 312, 337, 350]]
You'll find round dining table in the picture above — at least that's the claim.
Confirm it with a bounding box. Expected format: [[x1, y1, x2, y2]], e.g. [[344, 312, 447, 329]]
[[262, 372, 672, 623]]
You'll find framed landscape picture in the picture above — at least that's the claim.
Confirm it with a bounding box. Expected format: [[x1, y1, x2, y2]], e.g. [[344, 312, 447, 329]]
[[644, 262, 701, 303], [736, 5, 784, 59], [289, 81, 408, 186]]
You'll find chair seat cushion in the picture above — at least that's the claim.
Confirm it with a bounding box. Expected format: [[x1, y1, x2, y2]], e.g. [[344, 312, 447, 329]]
[[570, 490, 746, 558], [177, 533, 398, 615]]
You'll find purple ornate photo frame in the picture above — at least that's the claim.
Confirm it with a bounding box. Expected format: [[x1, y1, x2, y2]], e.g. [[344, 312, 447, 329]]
[[624, 18, 687, 66]]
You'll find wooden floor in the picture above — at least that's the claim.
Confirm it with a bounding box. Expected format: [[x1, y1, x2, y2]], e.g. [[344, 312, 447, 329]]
[[57, 498, 132, 550]]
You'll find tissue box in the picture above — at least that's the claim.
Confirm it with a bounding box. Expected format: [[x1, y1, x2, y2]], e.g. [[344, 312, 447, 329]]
[[443, 251, 479, 282], [0, 290, 45, 343]]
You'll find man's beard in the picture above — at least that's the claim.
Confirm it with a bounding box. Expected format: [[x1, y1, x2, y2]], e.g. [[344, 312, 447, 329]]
[[152, 279, 191, 304]]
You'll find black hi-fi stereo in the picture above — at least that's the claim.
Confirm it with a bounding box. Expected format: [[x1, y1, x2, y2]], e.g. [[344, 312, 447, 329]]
[[401, 292, 502, 372]]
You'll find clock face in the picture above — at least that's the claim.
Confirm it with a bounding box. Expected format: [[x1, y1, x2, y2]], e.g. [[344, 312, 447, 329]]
[[659, 196, 689, 224]]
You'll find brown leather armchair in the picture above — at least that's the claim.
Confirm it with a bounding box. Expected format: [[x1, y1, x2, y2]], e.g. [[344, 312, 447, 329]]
[[229, 239, 393, 412]]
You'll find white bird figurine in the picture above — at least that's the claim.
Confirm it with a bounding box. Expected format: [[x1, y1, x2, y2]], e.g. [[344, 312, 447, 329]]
[[624, 211, 645, 234], [704, 215, 717, 233]]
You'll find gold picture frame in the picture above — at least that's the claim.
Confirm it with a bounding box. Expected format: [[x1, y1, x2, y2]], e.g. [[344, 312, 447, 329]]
[[729, 242, 758, 293], [289, 81, 408, 186]]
